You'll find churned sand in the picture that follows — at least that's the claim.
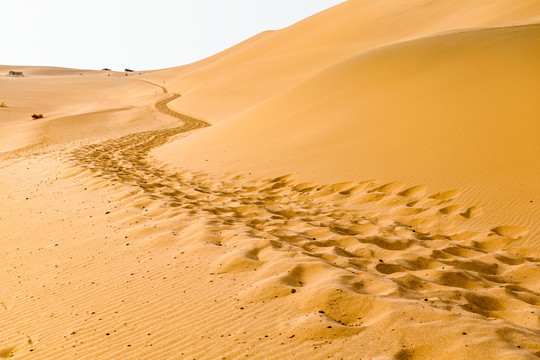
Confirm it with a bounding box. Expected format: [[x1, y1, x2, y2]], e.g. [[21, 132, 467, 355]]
[[1, 0, 539, 359]]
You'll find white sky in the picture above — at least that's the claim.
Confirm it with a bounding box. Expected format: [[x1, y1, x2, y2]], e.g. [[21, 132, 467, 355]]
[[1, 0, 345, 71]]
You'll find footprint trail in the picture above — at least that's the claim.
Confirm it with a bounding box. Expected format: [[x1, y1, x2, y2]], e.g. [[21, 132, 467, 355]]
[[69, 82, 540, 356]]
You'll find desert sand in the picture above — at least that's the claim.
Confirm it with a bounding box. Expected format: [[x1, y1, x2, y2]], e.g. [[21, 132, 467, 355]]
[[1, 0, 539, 359]]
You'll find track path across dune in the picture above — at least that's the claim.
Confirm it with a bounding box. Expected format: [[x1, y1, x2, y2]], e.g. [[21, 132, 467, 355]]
[[138, 79, 209, 129], [138, 79, 169, 94], [69, 82, 540, 356]]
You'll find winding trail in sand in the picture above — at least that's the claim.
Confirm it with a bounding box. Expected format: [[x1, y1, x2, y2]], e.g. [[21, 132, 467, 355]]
[[138, 79, 210, 130]]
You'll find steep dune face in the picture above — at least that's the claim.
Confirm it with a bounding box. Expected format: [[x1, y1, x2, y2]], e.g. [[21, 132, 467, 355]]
[[154, 6, 540, 248], [143, 0, 540, 122]]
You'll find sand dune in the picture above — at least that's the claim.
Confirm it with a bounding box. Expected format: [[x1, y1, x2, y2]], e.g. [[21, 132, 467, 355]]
[[1, 0, 540, 359], [154, 22, 540, 249]]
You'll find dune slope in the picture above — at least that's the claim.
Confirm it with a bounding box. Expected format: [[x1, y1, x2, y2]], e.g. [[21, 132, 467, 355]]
[[154, 23, 540, 248]]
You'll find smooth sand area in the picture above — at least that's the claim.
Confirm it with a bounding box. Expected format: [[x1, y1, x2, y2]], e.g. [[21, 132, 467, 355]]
[[1, 0, 539, 359]]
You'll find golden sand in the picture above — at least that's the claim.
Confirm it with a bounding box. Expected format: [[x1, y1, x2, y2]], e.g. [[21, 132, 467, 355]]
[[1, 1, 539, 359]]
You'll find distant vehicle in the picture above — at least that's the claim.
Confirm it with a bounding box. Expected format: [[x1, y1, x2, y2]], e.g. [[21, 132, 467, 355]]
[[124, 68, 134, 72], [102, 68, 112, 71], [8, 71, 23, 76]]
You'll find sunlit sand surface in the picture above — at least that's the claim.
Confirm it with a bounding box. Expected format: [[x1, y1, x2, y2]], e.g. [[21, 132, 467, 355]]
[[1, 1, 539, 358]]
